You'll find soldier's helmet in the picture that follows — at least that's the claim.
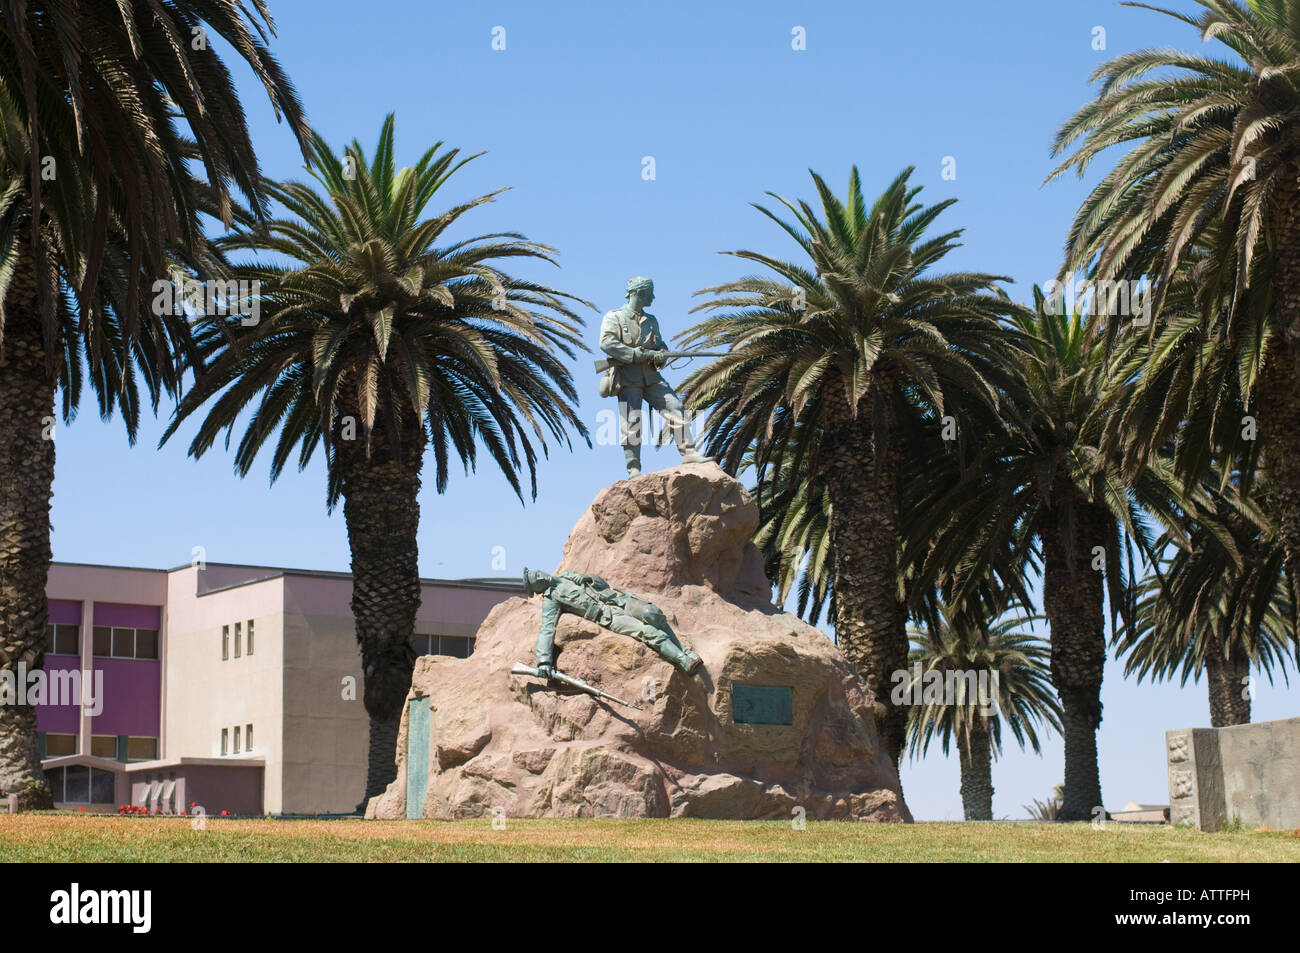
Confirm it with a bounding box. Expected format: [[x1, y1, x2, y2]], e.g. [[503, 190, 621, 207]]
[[521, 568, 553, 595], [626, 276, 653, 298]]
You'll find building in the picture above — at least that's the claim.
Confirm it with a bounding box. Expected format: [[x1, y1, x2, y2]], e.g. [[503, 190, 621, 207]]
[[35, 561, 517, 815], [1110, 801, 1170, 823]]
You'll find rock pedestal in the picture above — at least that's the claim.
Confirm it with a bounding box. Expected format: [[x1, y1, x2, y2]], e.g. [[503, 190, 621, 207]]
[[366, 463, 911, 821]]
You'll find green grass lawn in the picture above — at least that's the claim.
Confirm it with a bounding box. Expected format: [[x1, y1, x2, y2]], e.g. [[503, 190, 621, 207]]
[[2, 813, 1298, 861]]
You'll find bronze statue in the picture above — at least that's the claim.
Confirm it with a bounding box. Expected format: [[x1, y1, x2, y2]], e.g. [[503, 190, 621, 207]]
[[597, 276, 715, 477], [521, 568, 703, 679]]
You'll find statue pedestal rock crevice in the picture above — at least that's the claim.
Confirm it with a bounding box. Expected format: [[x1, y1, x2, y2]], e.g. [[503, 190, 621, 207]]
[[365, 463, 912, 821]]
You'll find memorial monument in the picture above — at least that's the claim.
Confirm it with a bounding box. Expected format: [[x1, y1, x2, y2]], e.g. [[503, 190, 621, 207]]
[[364, 278, 909, 821], [366, 465, 911, 821]]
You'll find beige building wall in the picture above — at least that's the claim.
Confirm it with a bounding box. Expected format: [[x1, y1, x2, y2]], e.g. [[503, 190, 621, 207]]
[[164, 567, 287, 813], [282, 611, 369, 814], [277, 574, 515, 814]]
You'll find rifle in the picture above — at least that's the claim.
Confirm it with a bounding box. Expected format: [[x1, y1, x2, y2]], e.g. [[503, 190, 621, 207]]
[[593, 350, 727, 373], [510, 662, 641, 711]]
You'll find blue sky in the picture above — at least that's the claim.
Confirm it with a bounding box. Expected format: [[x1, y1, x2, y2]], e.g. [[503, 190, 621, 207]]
[[50, 0, 1295, 820]]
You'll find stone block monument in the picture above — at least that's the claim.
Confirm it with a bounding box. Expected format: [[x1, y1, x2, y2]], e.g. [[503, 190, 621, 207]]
[[1166, 716, 1300, 830]]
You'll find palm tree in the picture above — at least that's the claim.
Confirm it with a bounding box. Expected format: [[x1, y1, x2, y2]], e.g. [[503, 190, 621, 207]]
[[904, 605, 1061, 821], [0, 1, 307, 809], [163, 117, 590, 806], [1118, 479, 1295, 726], [1096, 227, 1263, 492], [1023, 783, 1064, 821], [1048, 0, 1300, 617], [678, 167, 1025, 767], [920, 289, 1189, 820], [752, 390, 1033, 630]]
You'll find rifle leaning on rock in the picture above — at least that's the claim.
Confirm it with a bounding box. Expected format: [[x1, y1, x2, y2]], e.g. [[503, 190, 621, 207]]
[[510, 662, 641, 711], [592, 350, 728, 373]]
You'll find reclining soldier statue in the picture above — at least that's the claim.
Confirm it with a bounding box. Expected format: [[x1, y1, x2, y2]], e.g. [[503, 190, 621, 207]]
[[522, 568, 703, 678]]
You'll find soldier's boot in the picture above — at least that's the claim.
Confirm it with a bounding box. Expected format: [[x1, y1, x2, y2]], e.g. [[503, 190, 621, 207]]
[[658, 639, 703, 676], [624, 445, 642, 478], [677, 434, 712, 466]]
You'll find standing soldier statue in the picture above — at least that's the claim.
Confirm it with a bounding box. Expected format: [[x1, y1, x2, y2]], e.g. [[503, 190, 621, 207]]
[[594, 276, 720, 478], [521, 568, 703, 679]]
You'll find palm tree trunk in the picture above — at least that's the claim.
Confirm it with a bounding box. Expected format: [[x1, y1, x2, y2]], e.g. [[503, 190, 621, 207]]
[[0, 248, 56, 809], [1259, 172, 1300, 627], [1041, 485, 1110, 822], [339, 421, 423, 810], [958, 718, 994, 820], [822, 381, 908, 768], [1205, 637, 1251, 727]]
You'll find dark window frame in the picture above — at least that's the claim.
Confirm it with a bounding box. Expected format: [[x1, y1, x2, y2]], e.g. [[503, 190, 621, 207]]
[[125, 736, 158, 763], [45, 623, 80, 657], [92, 625, 160, 661]]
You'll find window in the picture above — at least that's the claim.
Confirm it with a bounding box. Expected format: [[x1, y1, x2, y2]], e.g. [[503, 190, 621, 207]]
[[233, 725, 241, 754], [111, 627, 133, 657], [64, 764, 90, 802], [234, 621, 241, 658], [135, 629, 159, 660], [91, 767, 115, 804], [221, 728, 228, 756], [413, 634, 474, 658], [126, 737, 157, 762], [45, 624, 79, 656], [245, 723, 253, 750], [90, 735, 117, 759], [44, 733, 77, 757], [92, 626, 159, 660], [44, 766, 116, 804], [222, 625, 229, 661], [246, 619, 254, 655]]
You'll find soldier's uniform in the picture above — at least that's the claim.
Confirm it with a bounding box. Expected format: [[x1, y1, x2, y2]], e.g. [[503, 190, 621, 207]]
[[531, 570, 700, 675], [598, 305, 701, 476]]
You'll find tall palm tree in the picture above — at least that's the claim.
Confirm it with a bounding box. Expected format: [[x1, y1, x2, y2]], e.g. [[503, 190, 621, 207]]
[[920, 289, 1189, 819], [1048, 0, 1300, 618], [905, 605, 1061, 821], [678, 167, 1025, 767], [1097, 227, 1263, 492], [1118, 479, 1295, 726], [0, 1, 307, 809], [163, 117, 590, 806], [752, 388, 1033, 631]]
